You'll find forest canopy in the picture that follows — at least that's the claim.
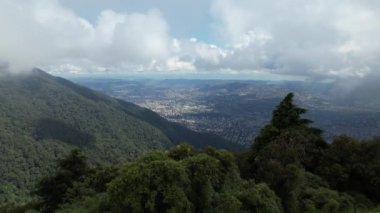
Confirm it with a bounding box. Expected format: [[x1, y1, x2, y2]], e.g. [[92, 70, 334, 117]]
[[2, 93, 380, 213]]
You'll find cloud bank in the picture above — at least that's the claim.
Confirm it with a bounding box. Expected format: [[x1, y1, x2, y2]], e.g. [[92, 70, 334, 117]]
[[0, 0, 175, 72], [210, 0, 380, 80], [0, 0, 380, 84]]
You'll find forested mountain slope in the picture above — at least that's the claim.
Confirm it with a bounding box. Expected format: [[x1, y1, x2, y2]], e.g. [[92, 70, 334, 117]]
[[6, 93, 379, 213], [0, 69, 234, 203]]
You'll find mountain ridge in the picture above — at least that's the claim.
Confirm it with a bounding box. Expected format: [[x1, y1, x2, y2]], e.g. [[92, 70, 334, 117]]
[[0, 69, 237, 203]]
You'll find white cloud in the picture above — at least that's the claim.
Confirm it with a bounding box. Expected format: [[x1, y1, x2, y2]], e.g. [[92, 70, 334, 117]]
[[165, 57, 195, 71], [0, 0, 93, 71], [0, 0, 380, 85], [94, 9, 171, 64], [210, 0, 380, 80], [0, 0, 174, 73], [171, 38, 227, 69]]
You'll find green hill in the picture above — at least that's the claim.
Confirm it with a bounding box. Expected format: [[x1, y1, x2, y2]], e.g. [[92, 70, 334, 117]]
[[0, 69, 235, 204]]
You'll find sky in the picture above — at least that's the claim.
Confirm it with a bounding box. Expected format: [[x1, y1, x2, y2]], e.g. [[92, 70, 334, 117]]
[[0, 0, 380, 84]]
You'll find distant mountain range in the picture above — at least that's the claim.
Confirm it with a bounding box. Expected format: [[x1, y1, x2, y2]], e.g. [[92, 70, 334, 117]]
[[0, 69, 236, 203]]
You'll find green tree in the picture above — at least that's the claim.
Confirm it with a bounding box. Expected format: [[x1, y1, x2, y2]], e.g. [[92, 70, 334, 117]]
[[298, 172, 354, 212], [35, 149, 90, 212], [245, 93, 328, 212], [251, 93, 327, 171], [181, 148, 242, 212], [317, 135, 380, 202], [182, 154, 221, 211], [237, 181, 282, 213], [213, 193, 242, 213], [108, 152, 192, 213], [166, 143, 194, 161]]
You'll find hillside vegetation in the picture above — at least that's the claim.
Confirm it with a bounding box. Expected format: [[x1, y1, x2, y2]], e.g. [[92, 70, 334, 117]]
[[0, 69, 233, 204], [3, 93, 380, 212]]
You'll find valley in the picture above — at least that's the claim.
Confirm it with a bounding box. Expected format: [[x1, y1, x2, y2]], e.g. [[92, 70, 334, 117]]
[[74, 78, 380, 146]]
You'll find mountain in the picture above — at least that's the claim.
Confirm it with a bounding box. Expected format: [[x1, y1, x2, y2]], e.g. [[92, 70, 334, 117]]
[[0, 69, 235, 204]]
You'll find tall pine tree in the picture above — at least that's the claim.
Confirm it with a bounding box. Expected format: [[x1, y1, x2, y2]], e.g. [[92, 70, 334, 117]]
[[251, 92, 326, 170], [246, 93, 328, 212]]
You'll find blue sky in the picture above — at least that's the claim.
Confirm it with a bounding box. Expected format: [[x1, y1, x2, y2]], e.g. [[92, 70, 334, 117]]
[[0, 0, 380, 83]]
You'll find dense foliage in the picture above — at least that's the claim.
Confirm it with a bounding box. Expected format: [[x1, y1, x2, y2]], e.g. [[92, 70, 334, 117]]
[[0, 69, 233, 204], [9, 147, 281, 213], [2, 92, 379, 212]]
